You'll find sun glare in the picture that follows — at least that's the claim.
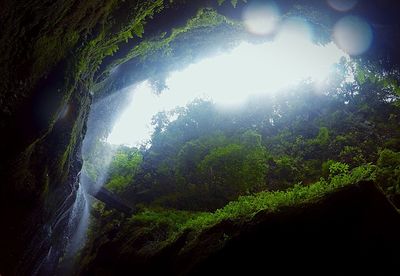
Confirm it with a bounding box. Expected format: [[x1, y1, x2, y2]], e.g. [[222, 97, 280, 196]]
[[107, 18, 349, 147]]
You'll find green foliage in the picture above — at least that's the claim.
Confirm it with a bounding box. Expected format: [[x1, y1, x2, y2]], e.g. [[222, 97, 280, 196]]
[[198, 141, 266, 196], [355, 63, 400, 101], [339, 146, 366, 167], [83, 57, 400, 263], [109, 147, 143, 176], [108, 65, 400, 210], [128, 164, 375, 244], [106, 175, 133, 194], [122, 99, 271, 209], [75, 0, 165, 85], [130, 208, 200, 233], [328, 161, 349, 178], [101, 8, 241, 83], [315, 127, 330, 146], [104, 146, 143, 194], [376, 149, 400, 195], [132, 22, 145, 38], [86, 57, 399, 217]]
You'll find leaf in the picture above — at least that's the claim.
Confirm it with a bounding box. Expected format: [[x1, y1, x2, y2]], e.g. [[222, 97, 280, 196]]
[[132, 22, 145, 38], [356, 70, 366, 84]]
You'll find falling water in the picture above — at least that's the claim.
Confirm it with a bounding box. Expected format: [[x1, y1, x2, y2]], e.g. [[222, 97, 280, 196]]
[[27, 175, 89, 275], [29, 88, 131, 275], [69, 183, 90, 254], [55, 175, 90, 275], [65, 182, 90, 254], [55, 89, 131, 273]]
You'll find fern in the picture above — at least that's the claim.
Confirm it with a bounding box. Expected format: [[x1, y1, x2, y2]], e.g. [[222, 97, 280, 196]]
[[132, 22, 145, 38]]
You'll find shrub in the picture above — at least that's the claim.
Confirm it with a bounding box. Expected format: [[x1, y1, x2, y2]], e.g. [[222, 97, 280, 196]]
[[129, 163, 374, 242]]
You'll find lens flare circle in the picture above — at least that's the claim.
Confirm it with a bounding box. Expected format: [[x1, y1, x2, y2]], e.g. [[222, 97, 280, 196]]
[[278, 17, 314, 42], [243, 1, 280, 36], [333, 16, 372, 56], [327, 0, 358, 12]]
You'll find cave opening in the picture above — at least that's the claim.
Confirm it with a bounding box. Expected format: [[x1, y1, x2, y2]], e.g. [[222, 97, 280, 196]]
[[82, 2, 354, 206], [1, 1, 400, 275], [73, 2, 399, 275]]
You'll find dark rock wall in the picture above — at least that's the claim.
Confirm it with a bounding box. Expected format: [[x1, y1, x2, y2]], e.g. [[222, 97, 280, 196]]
[[0, 1, 222, 274], [0, 0, 130, 274], [187, 182, 400, 276]]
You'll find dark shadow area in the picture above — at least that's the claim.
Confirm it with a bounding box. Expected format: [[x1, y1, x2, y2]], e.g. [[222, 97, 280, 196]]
[[82, 181, 400, 276]]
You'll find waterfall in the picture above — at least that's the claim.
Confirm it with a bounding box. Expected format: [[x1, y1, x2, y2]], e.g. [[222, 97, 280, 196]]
[[56, 173, 90, 275], [54, 90, 128, 274], [65, 180, 90, 257], [23, 89, 133, 275], [28, 176, 89, 276]]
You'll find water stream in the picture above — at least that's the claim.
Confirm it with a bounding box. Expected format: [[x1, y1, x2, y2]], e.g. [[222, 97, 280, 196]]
[[54, 90, 129, 274], [56, 176, 90, 275]]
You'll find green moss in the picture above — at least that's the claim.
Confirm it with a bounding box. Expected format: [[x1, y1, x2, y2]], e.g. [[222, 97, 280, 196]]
[[97, 8, 242, 85], [56, 92, 91, 183], [74, 0, 165, 87], [58, 108, 86, 182], [71, 0, 247, 91], [33, 30, 79, 75], [6, 0, 121, 93]]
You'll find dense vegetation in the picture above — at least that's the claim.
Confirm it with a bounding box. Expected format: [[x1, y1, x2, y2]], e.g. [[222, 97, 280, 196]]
[[77, 57, 400, 270], [78, 49, 400, 275], [124, 162, 375, 241], [84, 59, 400, 212]]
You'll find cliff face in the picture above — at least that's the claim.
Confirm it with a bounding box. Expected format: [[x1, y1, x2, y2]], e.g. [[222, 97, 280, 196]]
[[0, 0, 399, 275], [0, 1, 242, 274], [0, 1, 160, 273]]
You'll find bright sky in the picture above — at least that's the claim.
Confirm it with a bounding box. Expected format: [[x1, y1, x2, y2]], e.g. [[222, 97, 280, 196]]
[[107, 17, 349, 147]]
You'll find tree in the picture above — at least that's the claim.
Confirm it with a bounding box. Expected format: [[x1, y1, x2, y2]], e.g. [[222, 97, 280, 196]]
[[198, 131, 268, 201], [376, 149, 400, 196], [105, 146, 142, 194]]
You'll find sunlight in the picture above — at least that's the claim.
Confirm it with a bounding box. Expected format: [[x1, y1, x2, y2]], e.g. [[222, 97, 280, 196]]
[[107, 18, 348, 147]]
